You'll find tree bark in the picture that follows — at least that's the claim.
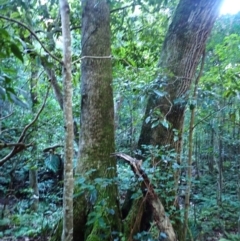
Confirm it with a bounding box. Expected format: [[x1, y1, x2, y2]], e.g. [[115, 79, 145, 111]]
[[137, 0, 224, 239], [139, 0, 223, 150], [59, 0, 74, 240], [74, 1, 121, 240]]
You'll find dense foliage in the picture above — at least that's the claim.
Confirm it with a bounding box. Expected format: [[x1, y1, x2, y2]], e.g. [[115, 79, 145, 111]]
[[0, 0, 240, 240]]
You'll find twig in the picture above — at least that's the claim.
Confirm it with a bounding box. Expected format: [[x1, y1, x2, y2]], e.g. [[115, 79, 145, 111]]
[[110, 4, 134, 13], [0, 112, 13, 121], [193, 105, 227, 129]]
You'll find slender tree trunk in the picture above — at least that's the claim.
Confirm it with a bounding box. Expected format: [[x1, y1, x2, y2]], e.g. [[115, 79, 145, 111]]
[[183, 49, 205, 241], [209, 123, 215, 173], [137, 0, 223, 239], [217, 124, 223, 206], [59, 0, 74, 240], [29, 62, 39, 211]]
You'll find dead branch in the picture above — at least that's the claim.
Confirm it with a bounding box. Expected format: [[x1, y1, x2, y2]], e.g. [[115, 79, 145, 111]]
[[112, 152, 177, 241]]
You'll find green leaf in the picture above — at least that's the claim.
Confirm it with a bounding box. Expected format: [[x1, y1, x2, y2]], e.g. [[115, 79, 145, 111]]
[[98, 217, 106, 228], [151, 120, 160, 128], [131, 191, 141, 200], [173, 135, 178, 142], [161, 119, 169, 129], [145, 116, 151, 124], [0, 86, 6, 97], [0, 28, 10, 39], [107, 208, 115, 215], [44, 154, 62, 173], [10, 43, 24, 62]]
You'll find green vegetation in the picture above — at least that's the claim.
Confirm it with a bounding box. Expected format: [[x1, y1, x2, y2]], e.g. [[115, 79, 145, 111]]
[[0, 0, 240, 240]]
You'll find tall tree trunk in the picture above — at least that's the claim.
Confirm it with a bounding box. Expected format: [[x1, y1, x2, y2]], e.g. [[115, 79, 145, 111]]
[[29, 62, 39, 212], [73, 1, 121, 240], [59, 0, 74, 240], [137, 0, 223, 239], [183, 49, 205, 241], [139, 0, 223, 152]]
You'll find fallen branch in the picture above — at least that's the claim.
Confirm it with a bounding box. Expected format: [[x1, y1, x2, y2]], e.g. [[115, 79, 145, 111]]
[[112, 152, 177, 241]]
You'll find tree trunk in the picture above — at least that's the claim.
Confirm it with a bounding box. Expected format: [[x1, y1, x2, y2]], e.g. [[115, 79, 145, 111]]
[[139, 0, 223, 151], [74, 1, 121, 240], [29, 62, 39, 212], [137, 0, 224, 239], [183, 49, 205, 241], [59, 0, 74, 240]]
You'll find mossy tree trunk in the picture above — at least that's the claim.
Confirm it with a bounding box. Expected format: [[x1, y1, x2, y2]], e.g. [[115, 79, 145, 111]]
[[136, 0, 224, 240], [73, 1, 121, 240]]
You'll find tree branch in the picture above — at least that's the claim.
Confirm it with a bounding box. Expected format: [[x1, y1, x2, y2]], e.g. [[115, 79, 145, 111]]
[[0, 15, 62, 64], [0, 85, 50, 166], [110, 3, 134, 13], [0, 112, 14, 121], [0, 142, 33, 149], [193, 105, 227, 129]]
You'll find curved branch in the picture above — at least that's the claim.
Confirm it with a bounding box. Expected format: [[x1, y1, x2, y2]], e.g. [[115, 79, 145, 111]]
[[0, 15, 62, 64]]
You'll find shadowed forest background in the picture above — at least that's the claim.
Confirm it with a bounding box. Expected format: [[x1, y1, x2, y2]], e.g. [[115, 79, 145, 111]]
[[0, 0, 240, 241]]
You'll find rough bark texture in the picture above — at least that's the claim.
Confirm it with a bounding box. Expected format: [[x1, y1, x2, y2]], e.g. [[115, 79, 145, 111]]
[[137, 0, 224, 239], [139, 0, 223, 150], [59, 0, 74, 240], [74, 1, 121, 240]]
